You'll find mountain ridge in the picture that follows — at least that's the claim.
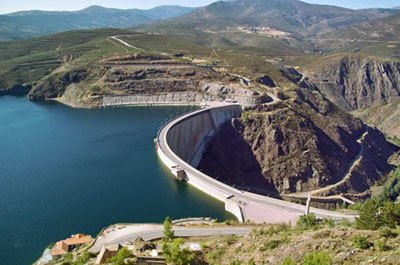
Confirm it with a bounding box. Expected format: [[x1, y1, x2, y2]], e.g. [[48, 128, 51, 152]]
[[0, 5, 197, 40], [139, 0, 399, 38]]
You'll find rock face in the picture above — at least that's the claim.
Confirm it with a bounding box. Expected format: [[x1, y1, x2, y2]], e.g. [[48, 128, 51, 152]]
[[28, 62, 266, 108], [28, 68, 92, 101], [308, 55, 400, 110], [199, 87, 397, 196]]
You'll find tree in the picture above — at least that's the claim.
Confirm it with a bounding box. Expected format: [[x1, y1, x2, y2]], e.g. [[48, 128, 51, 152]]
[[356, 198, 400, 230], [164, 216, 175, 241], [163, 238, 194, 265], [356, 198, 382, 230]]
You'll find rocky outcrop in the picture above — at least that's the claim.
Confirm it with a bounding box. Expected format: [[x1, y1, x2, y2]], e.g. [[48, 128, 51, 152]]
[[28, 63, 266, 108], [307, 55, 400, 110], [199, 87, 397, 196], [28, 68, 92, 101]]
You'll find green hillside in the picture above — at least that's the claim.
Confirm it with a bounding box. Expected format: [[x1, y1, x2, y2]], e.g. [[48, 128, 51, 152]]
[[0, 5, 196, 40]]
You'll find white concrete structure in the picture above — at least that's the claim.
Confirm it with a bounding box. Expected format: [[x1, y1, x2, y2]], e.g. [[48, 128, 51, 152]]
[[156, 103, 359, 224]]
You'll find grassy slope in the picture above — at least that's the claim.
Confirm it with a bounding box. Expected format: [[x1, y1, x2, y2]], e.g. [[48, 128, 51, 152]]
[[0, 28, 134, 92]]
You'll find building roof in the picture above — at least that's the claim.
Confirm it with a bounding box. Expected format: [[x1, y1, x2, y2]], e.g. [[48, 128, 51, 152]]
[[51, 241, 68, 256], [65, 234, 92, 246], [51, 234, 92, 257]]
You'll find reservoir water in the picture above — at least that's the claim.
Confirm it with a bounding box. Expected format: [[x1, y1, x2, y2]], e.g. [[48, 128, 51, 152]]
[[0, 96, 233, 265]]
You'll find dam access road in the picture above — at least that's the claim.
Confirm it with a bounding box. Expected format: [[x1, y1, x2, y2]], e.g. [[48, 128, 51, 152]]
[[156, 100, 359, 224]]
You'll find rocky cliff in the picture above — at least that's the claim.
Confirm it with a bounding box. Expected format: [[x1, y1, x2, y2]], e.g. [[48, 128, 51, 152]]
[[28, 56, 267, 108], [306, 55, 400, 110], [199, 86, 397, 196]]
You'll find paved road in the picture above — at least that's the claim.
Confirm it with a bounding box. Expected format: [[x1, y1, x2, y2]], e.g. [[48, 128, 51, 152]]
[[109, 36, 144, 51], [157, 101, 358, 224], [90, 225, 252, 253]]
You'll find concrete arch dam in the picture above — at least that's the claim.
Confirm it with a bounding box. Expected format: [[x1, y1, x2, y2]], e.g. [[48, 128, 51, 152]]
[[156, 103, 358, 224]]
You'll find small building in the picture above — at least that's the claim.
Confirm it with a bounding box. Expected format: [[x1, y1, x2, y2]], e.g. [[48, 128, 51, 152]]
[[51, 234, 92, 258], [95, 244, 122, 264], [51, 241, 68, 257]]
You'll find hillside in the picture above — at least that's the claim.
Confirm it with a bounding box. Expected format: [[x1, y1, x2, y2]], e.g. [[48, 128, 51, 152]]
[[314, 13, 400, 54], [199, 86, 397, 198], [0, 5, 196, 40], [139, 0, 398, 38], [37, 211, 400, 265]]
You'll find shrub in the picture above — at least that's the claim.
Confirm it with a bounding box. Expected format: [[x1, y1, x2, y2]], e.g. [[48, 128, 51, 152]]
[[340, 218, 351, 227], [163, 238, 195, 265], [276, 223, 290, 233], [107, 248, 134, 265], [322, 218, 335, 228], [267, 227, 276, 236], [352, 236, 372, 249], [297, 213, 318, 229], [265, 240, 281, 250], [230, 260, 242, 265], [281, 256, 296, 265], [302, 251, 332, 265], [379, 227, 398, 238], [375, 239, 388, 251], [242, 111, 251, 125]]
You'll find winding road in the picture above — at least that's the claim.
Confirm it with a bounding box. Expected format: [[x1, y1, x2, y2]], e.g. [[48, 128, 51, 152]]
[[90, 224, 252, 253]]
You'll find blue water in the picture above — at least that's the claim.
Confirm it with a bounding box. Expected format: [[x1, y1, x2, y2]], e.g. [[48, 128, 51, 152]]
[[0, 96, 233, 265]]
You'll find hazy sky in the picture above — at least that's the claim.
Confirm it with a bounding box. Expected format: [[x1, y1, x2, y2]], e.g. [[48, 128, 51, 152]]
[[0, 0, 399, 14]]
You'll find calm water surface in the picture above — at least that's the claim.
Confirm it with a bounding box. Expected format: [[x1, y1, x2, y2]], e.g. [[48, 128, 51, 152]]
[[0, 96, 233, 265]]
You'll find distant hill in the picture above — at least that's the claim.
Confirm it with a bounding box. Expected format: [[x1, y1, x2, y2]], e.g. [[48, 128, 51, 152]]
[[139, 0, 398, 38], [320, 13, 400, 42], [0, 5, 196, 40]]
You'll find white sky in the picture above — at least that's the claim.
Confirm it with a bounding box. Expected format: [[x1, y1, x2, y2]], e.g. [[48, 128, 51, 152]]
[[0, 0, 399, 14]]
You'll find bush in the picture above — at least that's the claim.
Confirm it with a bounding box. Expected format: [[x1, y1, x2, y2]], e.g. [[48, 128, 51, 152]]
[[242, 111, 251, 125], [264, 240, 281, 250], [302, 251, 332, 265], [352, 236, 372, 249], [340, 218, 351, 227], [322, 218, 335, 228], [281, 256, 296, 265], [375, 239, 388, 251], [163, 238, 195, 265], [379, 227, 398, 238], [276, 223, 290, 233], [296, 213, 318, 229], [230, 260, 242, 265], [107, 248, 134, 265]]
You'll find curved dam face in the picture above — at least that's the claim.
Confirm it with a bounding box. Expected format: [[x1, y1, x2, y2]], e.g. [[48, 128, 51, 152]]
[[157, 104, 245, 221], [166, 105, 243, 168]]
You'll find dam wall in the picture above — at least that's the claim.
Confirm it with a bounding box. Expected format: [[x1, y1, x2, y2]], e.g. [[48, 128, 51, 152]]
[[157, 104, 245, 221], [166, 104, 242, 168]]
